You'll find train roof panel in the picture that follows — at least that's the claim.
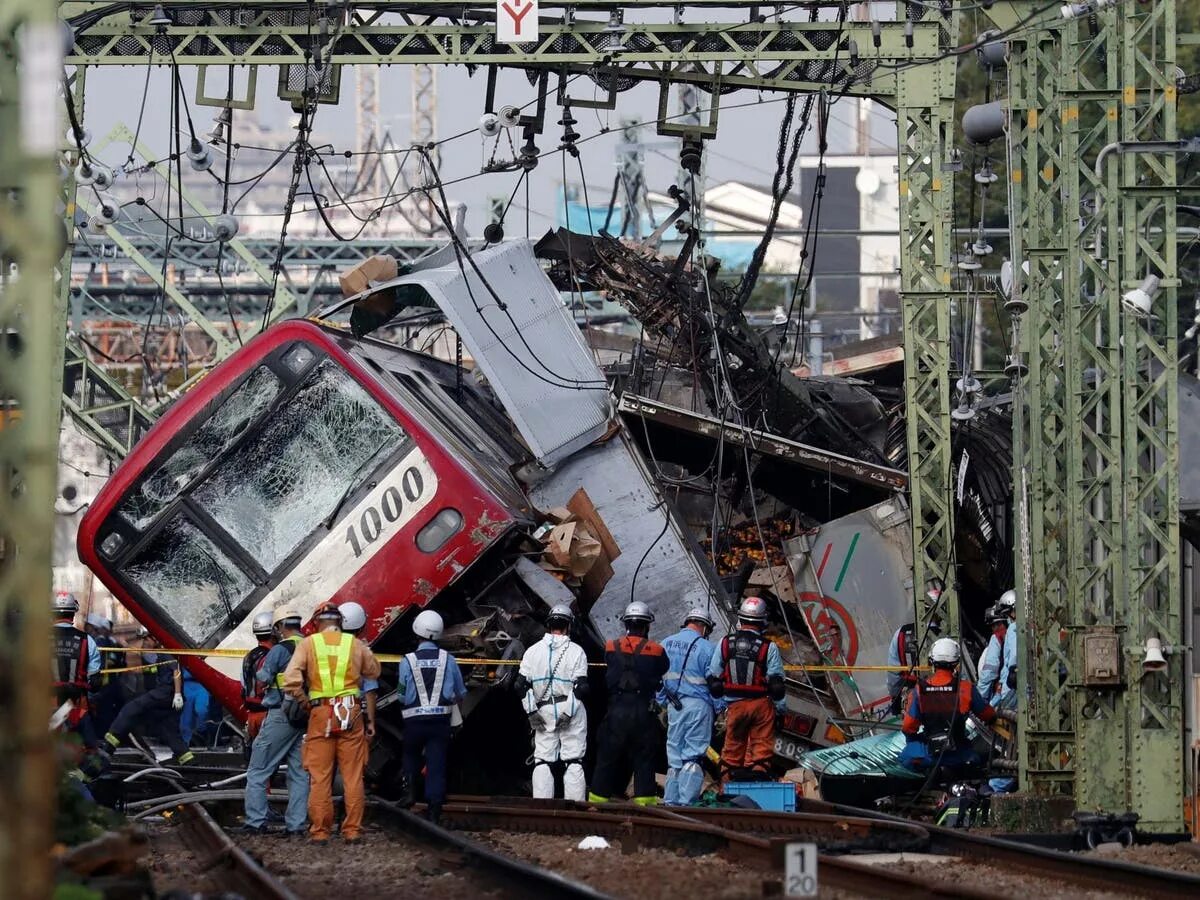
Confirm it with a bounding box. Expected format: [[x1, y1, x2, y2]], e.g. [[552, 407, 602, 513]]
[[366, 240, 612, 467]]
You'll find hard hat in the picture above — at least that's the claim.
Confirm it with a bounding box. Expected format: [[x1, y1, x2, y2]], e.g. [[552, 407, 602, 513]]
[[251, 611, 275, 636], [273, 602, 303, 627], [53, 591, 80, 616], [621, 600, 654, 625], [413, 609, 444, 641], [339, 601, 367, 633], [738, 596, 769, 624], [684, 607, 716, 629], [930, 637, 961, 666], [996, 589, 1017, 614], [136, 625, 150, 638], [86, 612, 107, 630], [546, 603, 574, 628], [313, 601, 342, 622]]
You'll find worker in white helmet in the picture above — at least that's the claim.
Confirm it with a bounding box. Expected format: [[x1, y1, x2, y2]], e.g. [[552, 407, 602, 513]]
[[899, 637, 997, 774], [513, 603, 590, 801], [397, 608, 466, 824], [993, 590, 1018, 711]]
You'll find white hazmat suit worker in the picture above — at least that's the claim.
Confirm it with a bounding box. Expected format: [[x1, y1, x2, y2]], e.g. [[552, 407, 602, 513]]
[[514, 604, 590, 801]]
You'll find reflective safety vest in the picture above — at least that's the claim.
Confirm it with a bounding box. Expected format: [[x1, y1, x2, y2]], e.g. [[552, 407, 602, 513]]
[[402, 646, 451, 719], [53, 626, 90, 695], [308, 632, 358, 700], [720, 630, 770, 698], [273, 635, 302, 689]]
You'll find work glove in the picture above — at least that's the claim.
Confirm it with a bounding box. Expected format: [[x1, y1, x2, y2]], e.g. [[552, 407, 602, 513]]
[[888, 693, 904, 717], [1006, 667, 1018, 690], [172, 692, 184, 711]]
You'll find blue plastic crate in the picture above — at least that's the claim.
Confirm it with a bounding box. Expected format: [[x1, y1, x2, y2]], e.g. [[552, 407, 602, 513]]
[[722, 781, 796, 812]]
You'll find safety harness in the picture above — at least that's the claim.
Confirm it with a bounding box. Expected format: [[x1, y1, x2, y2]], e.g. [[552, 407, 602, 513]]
[[610, 636, 656, 698], [241, 644, 272, 711], [52, 625, 90, 698], [272, 634, 302, 688], [720, 630, 770, 698], [915, 673, 965, 750], [403, 646, 451, 719]]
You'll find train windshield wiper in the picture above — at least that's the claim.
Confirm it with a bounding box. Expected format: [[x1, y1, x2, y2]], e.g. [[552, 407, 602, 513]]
[[323, 443, 390, 529]]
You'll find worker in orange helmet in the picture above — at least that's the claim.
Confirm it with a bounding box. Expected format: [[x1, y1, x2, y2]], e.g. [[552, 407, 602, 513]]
[[707, 596, 786, 782], [283, 601, 381, 843]]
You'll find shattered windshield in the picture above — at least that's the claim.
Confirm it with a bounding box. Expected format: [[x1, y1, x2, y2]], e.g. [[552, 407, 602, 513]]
[[124, 515, 253, 643], [191, 359, 407, 573], [118, 366, 283, 529]]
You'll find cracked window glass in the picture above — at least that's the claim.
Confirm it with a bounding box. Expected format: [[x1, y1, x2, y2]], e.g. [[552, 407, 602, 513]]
[[118, 366, 283, 529], [124, 515, 252, 643], [193, 359, 407, 573]]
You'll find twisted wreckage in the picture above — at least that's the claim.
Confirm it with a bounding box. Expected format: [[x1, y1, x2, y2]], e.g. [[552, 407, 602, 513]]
[[78, 226, 1017, 801]]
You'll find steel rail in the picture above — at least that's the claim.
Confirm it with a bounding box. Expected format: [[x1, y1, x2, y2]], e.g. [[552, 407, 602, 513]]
[[371, 799, 612, 900], [444, 794, 930, 852], [434, 796, 1003, 899], [786, 798, 1200, 899], [177, 802, 299, 900]]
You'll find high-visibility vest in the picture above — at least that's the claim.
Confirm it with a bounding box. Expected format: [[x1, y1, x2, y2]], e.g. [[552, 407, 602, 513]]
[[274, 635, 302, 688], [308, 632, 358, 700]]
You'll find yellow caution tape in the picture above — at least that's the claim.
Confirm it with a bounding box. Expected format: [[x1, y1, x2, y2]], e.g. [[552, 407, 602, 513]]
[[99, 661, 179, 675], [99, 646, 925, 674]]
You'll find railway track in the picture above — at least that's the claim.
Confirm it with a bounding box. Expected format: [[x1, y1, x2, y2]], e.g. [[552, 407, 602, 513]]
[[156, 792, 1200, 899], [370, 800, 610, 899], [441, 794, 1200, 899], [176, 802, 298, 900], [794, 797, 1200, 899], [437, 797, 998, 898], [164, 798, 609, 899]]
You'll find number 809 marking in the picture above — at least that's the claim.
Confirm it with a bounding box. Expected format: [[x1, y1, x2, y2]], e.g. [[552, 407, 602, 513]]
[[344, 466, 424, 557]]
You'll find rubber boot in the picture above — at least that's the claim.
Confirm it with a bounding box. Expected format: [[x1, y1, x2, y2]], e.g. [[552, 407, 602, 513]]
[[397, 777, 416, 809]]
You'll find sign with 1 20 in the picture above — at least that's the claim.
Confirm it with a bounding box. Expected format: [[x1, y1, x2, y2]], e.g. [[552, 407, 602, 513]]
[[784, 842, 818, 898]]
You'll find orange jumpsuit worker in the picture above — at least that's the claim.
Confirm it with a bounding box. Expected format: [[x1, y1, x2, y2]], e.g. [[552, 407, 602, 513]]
[[707, 596, 786, 782], [283, 601, 381, 843]]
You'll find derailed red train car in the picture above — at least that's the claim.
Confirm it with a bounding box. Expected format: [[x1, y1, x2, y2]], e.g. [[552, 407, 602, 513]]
[[78, 318, 535, 714]]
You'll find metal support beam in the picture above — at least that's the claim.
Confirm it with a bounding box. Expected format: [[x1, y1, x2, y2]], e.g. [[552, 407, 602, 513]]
[[1010, 2, 1184, 829], [0, 0, 63, 894], [63, 13, 940, 101], [895, 3, 963, 639], [62, 339, 156, 455]]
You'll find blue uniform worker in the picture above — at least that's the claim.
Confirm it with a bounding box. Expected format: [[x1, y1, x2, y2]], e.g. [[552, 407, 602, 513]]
[[978, 627, 1006, 704], [398, 610, 466, 824], [989, 592, 1019, 793], [242, 606, 310, 835], [53, 593, 102, 749], [657, 607, 719, 805]]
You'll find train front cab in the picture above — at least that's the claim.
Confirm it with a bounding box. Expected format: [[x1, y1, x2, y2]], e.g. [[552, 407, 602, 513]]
[[77, 320, 531, 714]]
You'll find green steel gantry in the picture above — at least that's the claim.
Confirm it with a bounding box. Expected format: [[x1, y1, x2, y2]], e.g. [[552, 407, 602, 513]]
[[0, 0, 1183, 846], [57, 0, 966, 637], [1, 0, 69, 896], [1007, 2, 1184, 830]]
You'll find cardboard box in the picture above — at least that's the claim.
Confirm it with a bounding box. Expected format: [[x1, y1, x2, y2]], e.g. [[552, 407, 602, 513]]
[[338, 254, 398, 297]]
